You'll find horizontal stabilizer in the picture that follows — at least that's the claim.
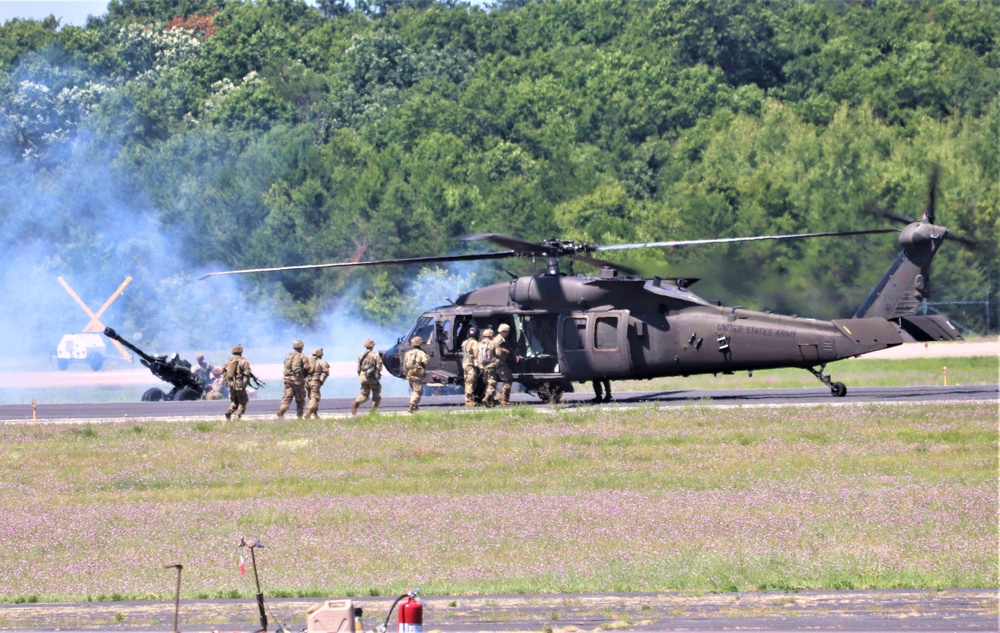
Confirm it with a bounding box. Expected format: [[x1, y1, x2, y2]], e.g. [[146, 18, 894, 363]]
[[832, 318, 904, 351], [894, 315, 964, 342]]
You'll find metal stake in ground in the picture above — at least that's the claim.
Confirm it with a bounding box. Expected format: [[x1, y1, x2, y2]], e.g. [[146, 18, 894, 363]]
[[164, 564, 183, 633], [240, 538, 269, 633]]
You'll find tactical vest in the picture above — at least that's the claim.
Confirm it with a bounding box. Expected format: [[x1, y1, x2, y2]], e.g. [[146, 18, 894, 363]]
[[462, 338, 478, 367], [359, 351, 379, 381], [284, 352, 307, 378], [404, 349, 427, 378]]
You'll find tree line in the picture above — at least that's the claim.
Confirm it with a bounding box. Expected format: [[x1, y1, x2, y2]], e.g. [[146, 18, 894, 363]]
[[1, 0, 996, 339]]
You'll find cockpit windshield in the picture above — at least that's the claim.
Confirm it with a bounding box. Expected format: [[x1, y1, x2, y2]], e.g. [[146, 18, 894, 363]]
[[407, 316, 435, 343]]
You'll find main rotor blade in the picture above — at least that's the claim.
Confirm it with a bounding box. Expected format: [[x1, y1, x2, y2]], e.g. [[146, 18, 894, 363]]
[[198, 250, 518, 280], [568, 253, 640, 276], [592, 228, 900, 253], [460, 233, 561, 255]]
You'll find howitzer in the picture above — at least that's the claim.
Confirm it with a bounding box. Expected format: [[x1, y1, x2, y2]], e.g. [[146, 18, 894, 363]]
[[102, 327, 207, 401]]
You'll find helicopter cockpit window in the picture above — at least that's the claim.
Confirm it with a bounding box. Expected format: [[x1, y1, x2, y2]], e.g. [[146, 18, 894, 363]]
[[594, 316, 619, 350], [562, 318, 586, 351], [408, 317, 435, 344]]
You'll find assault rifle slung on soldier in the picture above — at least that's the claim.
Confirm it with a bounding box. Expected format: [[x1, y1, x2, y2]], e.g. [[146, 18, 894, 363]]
[[102, 327, 208, 401]]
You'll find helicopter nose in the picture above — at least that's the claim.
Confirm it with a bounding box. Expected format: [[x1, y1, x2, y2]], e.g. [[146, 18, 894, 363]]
[[382, 345, 402, 378]]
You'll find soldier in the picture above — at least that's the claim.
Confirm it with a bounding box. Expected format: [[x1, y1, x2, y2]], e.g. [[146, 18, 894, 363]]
[[222, 344, 252, 420], [402, 336, 429, 413], [192, 353, 213, 387], [479, 328, 496, 406], [204, 366, 228, 400], [305, 348, 330, 419], [352, 338, 383, 416], [487, 323, 515, 405], [460, 326, 480, 407], [591, 378, 613, 403], [277, 340, 311, 420]]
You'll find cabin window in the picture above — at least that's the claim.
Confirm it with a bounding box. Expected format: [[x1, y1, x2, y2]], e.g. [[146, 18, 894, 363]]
[[562, 318, 587, 351], [594, 316, 619, 350], [515, 314, 558, 357]]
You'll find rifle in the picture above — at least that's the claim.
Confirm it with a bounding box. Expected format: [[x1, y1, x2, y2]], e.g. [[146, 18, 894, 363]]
[[248, 372, 265, 390]]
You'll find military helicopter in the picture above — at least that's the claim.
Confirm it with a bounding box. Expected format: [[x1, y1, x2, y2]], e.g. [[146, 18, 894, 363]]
[[201, 184, 967, 402]]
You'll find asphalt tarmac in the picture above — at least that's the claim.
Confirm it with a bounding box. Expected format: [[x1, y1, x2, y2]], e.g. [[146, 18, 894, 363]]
[[0, 384, 997, 423], [0, 588, 997, 632]]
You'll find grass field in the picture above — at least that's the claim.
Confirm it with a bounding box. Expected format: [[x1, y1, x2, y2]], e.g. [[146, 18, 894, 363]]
[[616, 355, 997, 392], [1, 398, 995, 605]]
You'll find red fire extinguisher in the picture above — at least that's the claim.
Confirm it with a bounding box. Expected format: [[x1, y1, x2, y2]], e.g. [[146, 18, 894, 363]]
[[397, 589, 422, 633]]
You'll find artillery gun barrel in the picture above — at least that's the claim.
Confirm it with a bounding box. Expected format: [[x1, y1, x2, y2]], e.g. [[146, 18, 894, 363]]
[[102, 327, 156, 365], [102, 327, 205, 400]]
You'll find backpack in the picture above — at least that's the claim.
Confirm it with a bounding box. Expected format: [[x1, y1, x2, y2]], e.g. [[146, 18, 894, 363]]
[[478, 339, 493, 367], [224, 357, 244, 383], [404, 349, 426, 377], [360, 351, 379, 381]]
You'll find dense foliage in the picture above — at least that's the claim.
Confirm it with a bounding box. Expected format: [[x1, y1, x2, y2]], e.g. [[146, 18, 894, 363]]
[[1, 0, 997, 340]]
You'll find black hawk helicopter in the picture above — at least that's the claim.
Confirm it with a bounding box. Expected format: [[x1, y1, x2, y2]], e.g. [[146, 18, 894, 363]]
[[201, 187, 966, 402]]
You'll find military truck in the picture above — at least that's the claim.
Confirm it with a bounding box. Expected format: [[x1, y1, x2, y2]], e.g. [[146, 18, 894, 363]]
[[55, 333, 107, 371]]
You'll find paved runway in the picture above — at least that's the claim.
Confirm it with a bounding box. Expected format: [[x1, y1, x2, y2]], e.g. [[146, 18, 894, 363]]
[[0, 384, 996, 423], [0, 588, 996, 632]]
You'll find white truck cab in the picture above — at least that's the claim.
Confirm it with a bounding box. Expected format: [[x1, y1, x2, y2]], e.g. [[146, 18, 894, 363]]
[[55, 333, 107, 371]]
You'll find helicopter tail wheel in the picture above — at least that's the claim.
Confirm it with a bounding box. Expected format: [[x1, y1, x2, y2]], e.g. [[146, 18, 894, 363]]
[[807, 366, 848, 397]]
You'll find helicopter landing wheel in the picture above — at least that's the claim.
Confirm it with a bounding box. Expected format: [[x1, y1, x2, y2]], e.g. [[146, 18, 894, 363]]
[[807, 365, 847, 397]]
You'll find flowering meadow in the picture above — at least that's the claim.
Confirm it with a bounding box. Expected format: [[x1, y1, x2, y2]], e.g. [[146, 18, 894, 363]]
[[0, 401, 996, 603]]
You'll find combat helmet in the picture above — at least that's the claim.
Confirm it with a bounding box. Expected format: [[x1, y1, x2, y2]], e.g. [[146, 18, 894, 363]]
[[313, 348, 324, 358], [468, 326, 479, 339], [411, 336, 423, 347], [481, 328, 494, 339], [293, 340, 304, 351], [364, 338, 375, 349], [498, 323, 511, 333], [232, 344, 243, 355]]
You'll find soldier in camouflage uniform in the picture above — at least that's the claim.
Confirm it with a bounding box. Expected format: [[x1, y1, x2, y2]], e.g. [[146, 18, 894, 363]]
[[486, 323, 514, 405], [461, 326, 480, 407], [222, 345, 252, 420], [402, 336, 429, 413], [192, 353, 213, 388], [352, 338, 383, 416], [205, 366, 228, 400], [479, 327, 497, 407], [305, 348, 330, 419], [277, 340, 311, 420]]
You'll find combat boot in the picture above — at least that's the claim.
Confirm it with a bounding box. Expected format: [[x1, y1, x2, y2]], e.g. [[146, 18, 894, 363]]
[[499, 399, 514, 405], [408, 403, 417, 413], [225, 411, 232, 421], [370, 402, 379, 414], [351, 401, 359, 416], [277, 412, 284, 421], [465, 400, 476, 407]]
